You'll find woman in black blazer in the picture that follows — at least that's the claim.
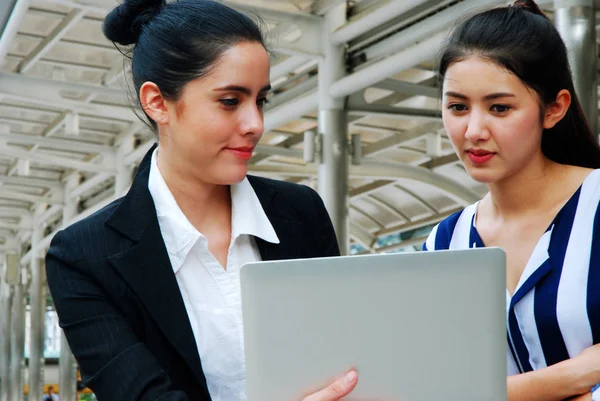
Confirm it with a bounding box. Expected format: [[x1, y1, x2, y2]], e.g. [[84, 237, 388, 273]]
[[46, 0, 359, 400]]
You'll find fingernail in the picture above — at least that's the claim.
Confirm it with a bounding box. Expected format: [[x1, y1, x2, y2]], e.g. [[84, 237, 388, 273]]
[[344, 370, 357, 384]]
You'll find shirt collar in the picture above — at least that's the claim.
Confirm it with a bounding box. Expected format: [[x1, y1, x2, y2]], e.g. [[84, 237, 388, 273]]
[[148, 148, 201, 273], [231, 176, 280, 245], [147, 147, 279, 273]]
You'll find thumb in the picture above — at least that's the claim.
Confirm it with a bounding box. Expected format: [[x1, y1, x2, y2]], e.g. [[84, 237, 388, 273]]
[[303, 370, 358, 401]]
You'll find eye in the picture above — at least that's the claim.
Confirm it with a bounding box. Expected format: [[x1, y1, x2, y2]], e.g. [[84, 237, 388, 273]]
[[219, 98, 239, 107], [257, 98, 269, 109], [490, 104, 511, 113], [447, 103, 468, 112]]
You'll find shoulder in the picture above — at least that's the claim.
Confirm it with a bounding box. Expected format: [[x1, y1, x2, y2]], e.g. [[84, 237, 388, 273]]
[[568, 169, 600, 227], [423, 203, 478, 251], [248, 175, 316, 198], [47, 196, 125, 260]]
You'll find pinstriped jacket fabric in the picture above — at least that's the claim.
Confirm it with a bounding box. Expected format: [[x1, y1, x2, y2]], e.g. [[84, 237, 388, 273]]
[[46, 145, 340, 401]]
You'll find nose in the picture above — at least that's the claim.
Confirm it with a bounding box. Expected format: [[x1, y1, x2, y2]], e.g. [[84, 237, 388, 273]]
[[240, 103, 264, 137], [464, 109, 490, 142]]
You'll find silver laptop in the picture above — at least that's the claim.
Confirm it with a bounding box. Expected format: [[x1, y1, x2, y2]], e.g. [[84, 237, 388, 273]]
[[240, 248, 506, 401]]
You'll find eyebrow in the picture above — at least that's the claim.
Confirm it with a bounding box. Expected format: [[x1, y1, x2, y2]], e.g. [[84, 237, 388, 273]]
[[444, 91, 516, 101], [213, 84, 271, 95]]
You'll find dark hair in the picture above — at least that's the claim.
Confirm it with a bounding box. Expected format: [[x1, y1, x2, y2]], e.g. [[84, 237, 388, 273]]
[[103, 0, 266, 130], [438, 0, 600, 169]]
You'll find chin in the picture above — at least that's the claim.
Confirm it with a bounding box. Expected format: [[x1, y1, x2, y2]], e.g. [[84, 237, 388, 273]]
[[464, 165, 502, 184], [217, 166, 248, 185]]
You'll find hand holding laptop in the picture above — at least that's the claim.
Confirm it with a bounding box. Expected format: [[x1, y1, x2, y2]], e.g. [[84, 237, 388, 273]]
[[301, 369, 358, 401], [300, 369, 387, 401]]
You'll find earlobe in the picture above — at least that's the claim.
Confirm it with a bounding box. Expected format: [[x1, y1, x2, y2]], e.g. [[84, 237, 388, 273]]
[[140, 82, 169, 125], [543, 89, 571, 129]]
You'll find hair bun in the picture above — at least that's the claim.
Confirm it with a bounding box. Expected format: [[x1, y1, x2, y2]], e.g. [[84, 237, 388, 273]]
[[103, 0, 165, 46], [512, 0, 546, 16]]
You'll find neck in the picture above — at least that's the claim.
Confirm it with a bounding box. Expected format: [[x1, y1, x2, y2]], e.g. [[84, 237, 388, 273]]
[[485, 153, 564, 220], [156, 147, 231, 230]]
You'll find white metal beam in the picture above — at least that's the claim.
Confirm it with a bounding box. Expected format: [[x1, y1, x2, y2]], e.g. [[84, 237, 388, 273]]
[[255, 144, 303, 158], [0, 175, 62, 191], [45, 0, 324, 58], [362, 131, 428, 157], [270, 56, 309, 82], [266, 76, 318, 109], [36, 204, 62, 223], [349, 221, 376, 251], [19, 9, 86, 74], [348, 96, 441, 122], [43, 0, 109, 15], [363, 0, 504, 62], [0, 189, 61, 206], [0, 72, 125, 100], [367, 194, 410, 221], [331, 0, 430, 45], [372, 79, 438, 98], [311, 0, 349, 15], [250, 161, 480, 205], [264, 91, 318, 132], [0, 132, 113, 154], [0, 73, 135, 121], [69, 173, 111, 200], [376, 208, 461, 237], [102, 60, 129, 87], [233, 3, 324, 58], [124, 141, 154, 166], [350, 204, 385, 228], [0, 145, 116, 174], [330, 30, 446, 98], [394, 184, 439, 214], [0, 0, 31, 63], [0, 207, 29, 217]]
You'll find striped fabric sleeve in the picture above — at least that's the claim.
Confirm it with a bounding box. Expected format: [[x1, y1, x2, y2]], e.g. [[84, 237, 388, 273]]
[[422, 223, 440, 251], [592, 383, 600, 401]]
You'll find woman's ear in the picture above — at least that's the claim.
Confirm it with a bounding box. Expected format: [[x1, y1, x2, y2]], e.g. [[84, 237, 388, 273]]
[[543, 89, 571, 129], [140, 82, 169, 126]]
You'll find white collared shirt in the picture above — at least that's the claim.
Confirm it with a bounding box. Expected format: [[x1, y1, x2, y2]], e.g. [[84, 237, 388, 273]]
[[147, 148, 280, 401]]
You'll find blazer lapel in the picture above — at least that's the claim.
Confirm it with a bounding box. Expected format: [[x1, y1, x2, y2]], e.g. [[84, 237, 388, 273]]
[[248, 176, 308, 261], [255, 217, 306, 261], [105, 145, 208, 392]]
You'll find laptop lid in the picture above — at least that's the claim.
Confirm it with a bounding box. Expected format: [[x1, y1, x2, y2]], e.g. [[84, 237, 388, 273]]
[[241, 248, 506, 401]]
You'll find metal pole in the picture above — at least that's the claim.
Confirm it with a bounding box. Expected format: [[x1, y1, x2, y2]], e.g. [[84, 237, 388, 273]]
[[28, 223, 46, 401], [0, 279, 13, 401], [58, 174, 79, 401], [9, 272, 26, 401], [317, 3, 349, 255], [554, 0, 597, 136]]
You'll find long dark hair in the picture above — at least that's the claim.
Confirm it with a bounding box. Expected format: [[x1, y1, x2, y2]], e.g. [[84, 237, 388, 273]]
[[438, 0, 600, 169], [103, 0, 265, 130]]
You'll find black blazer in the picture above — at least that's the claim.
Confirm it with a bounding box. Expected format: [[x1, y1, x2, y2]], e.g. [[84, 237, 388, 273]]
[[46, 146, 340, 401]]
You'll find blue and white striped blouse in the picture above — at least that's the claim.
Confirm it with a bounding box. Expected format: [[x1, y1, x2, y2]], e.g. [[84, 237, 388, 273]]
[[424, 169, 600, 399]]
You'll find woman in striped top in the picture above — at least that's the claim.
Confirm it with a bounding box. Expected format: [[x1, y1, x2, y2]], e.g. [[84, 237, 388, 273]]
[[424, 1, 600, 400]]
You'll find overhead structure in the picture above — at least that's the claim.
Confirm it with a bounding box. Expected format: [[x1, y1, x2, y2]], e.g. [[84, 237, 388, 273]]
[[554, 0, 597, 135], [0, 0, 597, 399]]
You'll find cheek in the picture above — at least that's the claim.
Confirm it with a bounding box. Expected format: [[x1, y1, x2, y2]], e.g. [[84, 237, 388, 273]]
[[495, 111, 542, 152], [442, 113, 465, 149], [181, 111, 232, 144]]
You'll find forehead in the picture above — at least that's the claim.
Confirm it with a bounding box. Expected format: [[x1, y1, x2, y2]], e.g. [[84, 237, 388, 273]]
[[443, 56, 526, 94], [205, 41, 270, 85]]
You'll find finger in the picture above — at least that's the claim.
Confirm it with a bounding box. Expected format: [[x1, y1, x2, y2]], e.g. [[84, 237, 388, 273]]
[[302, 370, 358, 401], [299, 373, 339, 399]]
